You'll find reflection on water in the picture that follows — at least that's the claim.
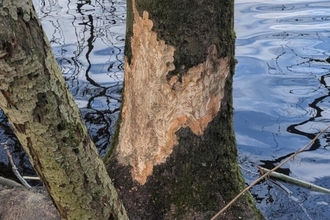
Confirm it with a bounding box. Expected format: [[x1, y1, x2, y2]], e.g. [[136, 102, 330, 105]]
[[0, 0, 330, 219], [235, 0, 330, 218], [35, 0, 126, 154]]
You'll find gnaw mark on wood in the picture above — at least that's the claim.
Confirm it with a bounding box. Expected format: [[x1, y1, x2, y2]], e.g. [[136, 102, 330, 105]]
[[116, 1, 230, 184]]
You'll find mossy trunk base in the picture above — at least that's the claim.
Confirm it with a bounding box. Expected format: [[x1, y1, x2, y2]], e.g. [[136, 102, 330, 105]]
[[106, 0, 263, 219], [107, 78, 263, 219]]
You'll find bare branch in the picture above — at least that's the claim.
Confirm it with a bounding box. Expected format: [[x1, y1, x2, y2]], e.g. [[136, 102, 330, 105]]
[[1, 142, 32, 189], [211, 124, 330, 220]]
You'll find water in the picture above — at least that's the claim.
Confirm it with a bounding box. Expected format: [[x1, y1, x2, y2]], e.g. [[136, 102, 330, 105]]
[[235, 0, 330, 219], [34, 0, 126, 155], [1, 0, 330, 219]]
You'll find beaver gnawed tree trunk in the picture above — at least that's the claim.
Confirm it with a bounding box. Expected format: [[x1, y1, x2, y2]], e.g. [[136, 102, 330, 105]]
[[0, 0, 262, 219], [0, 1, 127, 219], [105, 0, 263, 219]]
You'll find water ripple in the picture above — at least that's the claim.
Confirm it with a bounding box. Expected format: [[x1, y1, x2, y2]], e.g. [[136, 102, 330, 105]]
[[235, 0, 330, 218]]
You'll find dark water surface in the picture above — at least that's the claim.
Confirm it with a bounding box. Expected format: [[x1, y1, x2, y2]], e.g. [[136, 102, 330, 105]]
[[33, 0, 126, 156], [0, 0, 330, 219], [235, 0, 330, 219]]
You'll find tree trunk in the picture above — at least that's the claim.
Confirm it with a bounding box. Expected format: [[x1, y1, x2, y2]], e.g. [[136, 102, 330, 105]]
[[105, 0, 263, 219], [0, 1, 127, 219]]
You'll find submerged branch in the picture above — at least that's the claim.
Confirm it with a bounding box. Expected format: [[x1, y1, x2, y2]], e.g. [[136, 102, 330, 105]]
[[1, 142, 32, 189], [211, 124, 330, 220], [258, 166, 330, 194]]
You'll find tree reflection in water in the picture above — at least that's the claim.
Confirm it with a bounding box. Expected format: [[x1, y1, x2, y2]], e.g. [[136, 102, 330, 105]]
[[235, 1, 330, 218], [1, 0, 330, 219], [34, 0, 126, 154]]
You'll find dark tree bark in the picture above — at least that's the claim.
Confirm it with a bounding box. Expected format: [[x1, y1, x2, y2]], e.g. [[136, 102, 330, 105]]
[[0, 1, 127, 219], [105, 0, 263, 219], [0, 0, 262, 219]]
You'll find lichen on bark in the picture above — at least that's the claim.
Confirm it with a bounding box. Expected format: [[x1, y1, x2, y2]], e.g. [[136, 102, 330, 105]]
[[0, 1, 128, 219]]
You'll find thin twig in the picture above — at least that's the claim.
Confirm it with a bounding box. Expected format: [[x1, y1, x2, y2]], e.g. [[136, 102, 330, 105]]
[[1, 142, 32, 189], [268, 177, 313, 220], [23, 176, 41, 180], [267, 178, 293, 195], [211, 124, 330, 220], [290, 195, 313, 220]]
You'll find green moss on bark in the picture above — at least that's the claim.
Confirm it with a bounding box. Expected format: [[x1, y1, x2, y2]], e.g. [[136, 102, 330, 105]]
[[107, 73, 263, 219], [134, 0, 235, 79], [0, 1, 128, 219], [106, 0, 263, 219]]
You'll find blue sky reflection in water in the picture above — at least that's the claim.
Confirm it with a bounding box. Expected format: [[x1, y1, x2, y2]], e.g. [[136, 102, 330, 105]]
[[235, 0, 330, 218], [0, 0, 329, 219], [33, 0, 127, 155]]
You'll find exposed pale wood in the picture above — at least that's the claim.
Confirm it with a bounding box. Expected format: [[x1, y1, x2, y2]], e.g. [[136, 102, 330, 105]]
[[116, 1, 230, 184], [23, 176, 41, 180], [107, 0, 263, 219]]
